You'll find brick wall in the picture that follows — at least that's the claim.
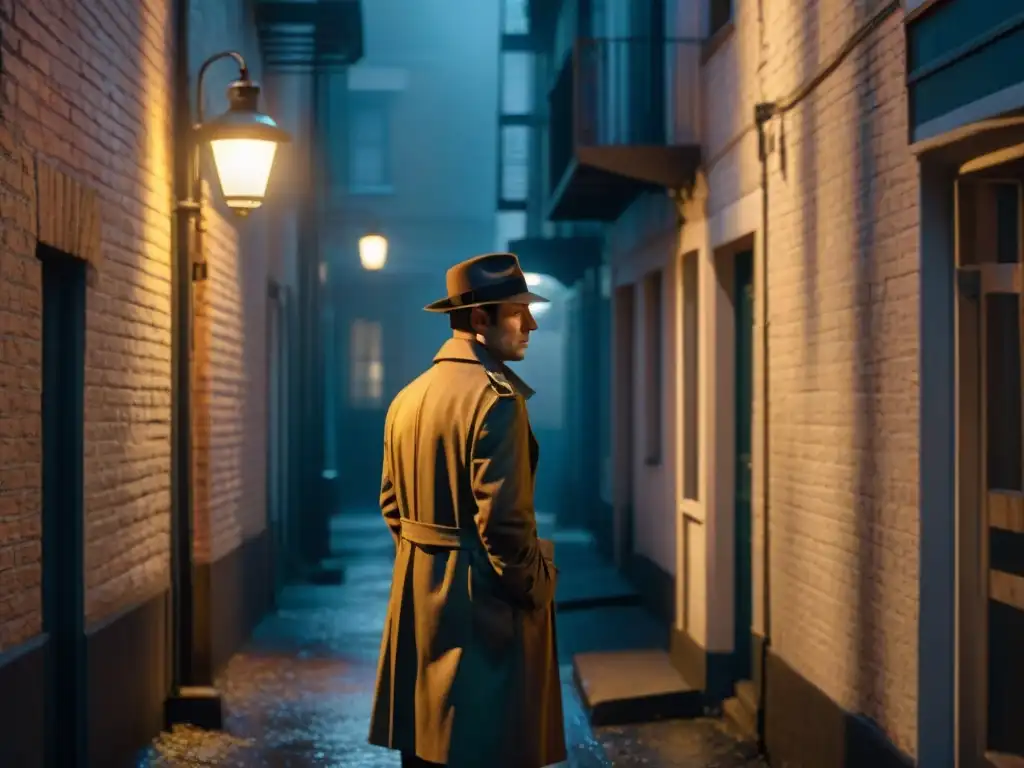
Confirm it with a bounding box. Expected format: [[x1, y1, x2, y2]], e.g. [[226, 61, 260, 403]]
[[188, 0, 273, 565], [703, 0, 920, 756], [0, 0, 276, 648]]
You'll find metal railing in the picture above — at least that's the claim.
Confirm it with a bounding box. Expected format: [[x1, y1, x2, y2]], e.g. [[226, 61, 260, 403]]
[[548, 36, 702, 191]]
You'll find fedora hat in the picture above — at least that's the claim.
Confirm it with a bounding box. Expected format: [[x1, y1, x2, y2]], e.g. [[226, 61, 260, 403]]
[[424, 252, 549, 313]]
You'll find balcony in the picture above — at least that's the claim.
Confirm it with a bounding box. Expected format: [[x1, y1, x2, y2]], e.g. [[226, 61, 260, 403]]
[[507, 235, 602, 287], [547, 37, 701, 222], [255, 0, 364, 74]]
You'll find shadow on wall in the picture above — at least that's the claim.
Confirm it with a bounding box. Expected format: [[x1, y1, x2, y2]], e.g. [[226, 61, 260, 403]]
[[765, 1, 915, 766]]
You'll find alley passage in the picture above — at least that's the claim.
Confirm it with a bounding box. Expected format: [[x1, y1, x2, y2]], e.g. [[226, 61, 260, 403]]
[[138, 511, 765, 767]]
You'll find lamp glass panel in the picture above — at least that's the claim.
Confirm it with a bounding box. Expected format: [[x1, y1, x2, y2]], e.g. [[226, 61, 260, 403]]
[[210, 138, 278, 207], [359, 234, 388, 270]]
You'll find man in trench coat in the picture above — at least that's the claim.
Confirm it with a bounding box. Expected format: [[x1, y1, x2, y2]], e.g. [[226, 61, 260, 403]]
[[368, 253, 567, 768]]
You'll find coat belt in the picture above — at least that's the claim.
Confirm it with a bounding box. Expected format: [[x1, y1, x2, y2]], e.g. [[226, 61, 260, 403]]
[[399, 518, 475, 550]]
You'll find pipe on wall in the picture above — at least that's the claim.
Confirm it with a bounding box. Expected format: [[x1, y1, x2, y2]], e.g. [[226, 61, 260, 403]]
[[169, 0, 195, 691], [753, 102, 772, 752]]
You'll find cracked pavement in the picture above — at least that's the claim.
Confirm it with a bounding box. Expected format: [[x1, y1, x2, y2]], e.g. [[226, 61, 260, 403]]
[[137, 513, 766, 767]]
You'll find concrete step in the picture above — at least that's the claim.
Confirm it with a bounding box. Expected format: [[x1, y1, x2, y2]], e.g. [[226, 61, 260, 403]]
[[572, 648, 702, 727], [736, 679, 758, 716], [723, 695, 757, 740], [987, 753, 1024, 768]]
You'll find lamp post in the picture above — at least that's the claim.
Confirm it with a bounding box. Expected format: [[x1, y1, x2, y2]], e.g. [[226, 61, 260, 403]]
[[167, 49, 290, 730]]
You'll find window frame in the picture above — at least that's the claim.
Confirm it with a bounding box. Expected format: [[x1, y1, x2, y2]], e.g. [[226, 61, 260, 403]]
[[346, 90, 395, 196], [349, 318, 385, 409]]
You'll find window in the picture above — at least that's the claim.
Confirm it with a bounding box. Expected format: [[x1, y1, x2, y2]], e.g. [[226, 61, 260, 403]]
[[708, 0, 732, 37], [643, 269, 663, 464], [500, 124, 530, 203], [681, 252, 699, 499], [495, 211, 527, 251], [986, 295, 1022, 490], [501, 52, 534, 115], [347, 92, 392, 194], [994, 183, 1020, 264], [350, 319, 384, 408], [502, 0, 529, 34]]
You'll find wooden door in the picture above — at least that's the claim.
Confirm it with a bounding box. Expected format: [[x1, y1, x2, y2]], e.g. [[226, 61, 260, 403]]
[[956, 179, 1024, 765]]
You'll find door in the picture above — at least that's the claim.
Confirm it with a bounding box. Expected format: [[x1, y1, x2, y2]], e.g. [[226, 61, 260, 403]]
[[733, 250, 754, 681], [956, 178, 1024, 765], [266, 283, 288, 596], [40, 246, 87, 767], [612, 283, 636, 565]]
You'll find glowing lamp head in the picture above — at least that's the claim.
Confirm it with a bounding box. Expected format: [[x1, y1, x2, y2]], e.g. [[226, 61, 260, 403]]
[[360, 233, 388, 271], [197, 79, 290, 216]]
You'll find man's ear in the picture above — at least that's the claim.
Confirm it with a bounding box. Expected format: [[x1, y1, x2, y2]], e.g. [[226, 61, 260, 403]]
[[469, 306, 491, 333]]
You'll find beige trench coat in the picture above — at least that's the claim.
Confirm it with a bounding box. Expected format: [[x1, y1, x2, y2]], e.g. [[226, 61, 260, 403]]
[[368, 337, 566, 768]]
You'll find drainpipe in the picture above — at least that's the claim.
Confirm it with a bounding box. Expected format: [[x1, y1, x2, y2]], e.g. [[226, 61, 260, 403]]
[[753, 101, 774, 754], [169, 0, 194, 697]]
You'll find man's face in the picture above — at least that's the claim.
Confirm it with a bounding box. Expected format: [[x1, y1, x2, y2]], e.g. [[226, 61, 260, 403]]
[[472, 302, 539, 362]]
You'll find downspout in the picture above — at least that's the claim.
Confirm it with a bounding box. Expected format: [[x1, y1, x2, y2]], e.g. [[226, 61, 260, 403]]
[[169, 0, 195, 693], [750, 0, 900, 754], [753, 101, 773, 755]]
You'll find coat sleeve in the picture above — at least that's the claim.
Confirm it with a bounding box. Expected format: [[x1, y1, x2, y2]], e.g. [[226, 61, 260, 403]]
[[471, 395, 556, 610], [380, 407, 401, 547]]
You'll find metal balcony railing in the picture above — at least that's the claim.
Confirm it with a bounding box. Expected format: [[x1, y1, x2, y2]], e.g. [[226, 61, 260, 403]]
[[548, 37, 701, 194]]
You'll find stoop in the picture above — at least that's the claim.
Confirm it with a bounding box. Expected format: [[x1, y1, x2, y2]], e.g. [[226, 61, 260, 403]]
[[572, 648, 703, 727]]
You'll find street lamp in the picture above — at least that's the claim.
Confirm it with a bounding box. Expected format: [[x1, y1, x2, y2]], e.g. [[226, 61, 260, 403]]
[[359, 232, 388, 270], [166, 50, 290, 732], [181, 51, 291, 224]]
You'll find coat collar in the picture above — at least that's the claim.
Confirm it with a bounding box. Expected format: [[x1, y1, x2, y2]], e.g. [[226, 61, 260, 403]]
[[433, 336, 536, 400]]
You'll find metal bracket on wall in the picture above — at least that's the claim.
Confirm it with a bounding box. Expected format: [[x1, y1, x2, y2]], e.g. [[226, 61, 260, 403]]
[[667, 187, 688, 228], [192, 261, 209, 282]]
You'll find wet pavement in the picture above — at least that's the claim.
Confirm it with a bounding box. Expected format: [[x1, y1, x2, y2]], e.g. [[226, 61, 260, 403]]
[[138, 512, 766, 767]]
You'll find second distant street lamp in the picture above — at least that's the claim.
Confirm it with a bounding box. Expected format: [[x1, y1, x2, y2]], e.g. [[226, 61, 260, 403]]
[[359, 231, 388, 270]]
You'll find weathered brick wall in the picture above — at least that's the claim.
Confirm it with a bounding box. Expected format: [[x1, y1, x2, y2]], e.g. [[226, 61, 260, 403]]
[[703, 0, 920, 756], [0, 0, 275, 646], [0, 0, 176, 635], [189, 1, 272, 566], [0, 120, 41, 649]]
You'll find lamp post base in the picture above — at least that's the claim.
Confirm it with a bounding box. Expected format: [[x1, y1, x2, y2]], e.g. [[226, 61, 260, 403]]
[[164, 686, 225, 730]]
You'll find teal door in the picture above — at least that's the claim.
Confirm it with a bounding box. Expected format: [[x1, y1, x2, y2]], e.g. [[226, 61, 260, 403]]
[[40, 247, 88, 767], [734, 251, 754, 680]]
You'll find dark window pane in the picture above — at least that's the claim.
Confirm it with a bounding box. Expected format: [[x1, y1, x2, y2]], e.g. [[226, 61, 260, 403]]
[[995, 184, 1019, 264], [986, 294, 1022, 490], [958, 182, 978, 266]]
